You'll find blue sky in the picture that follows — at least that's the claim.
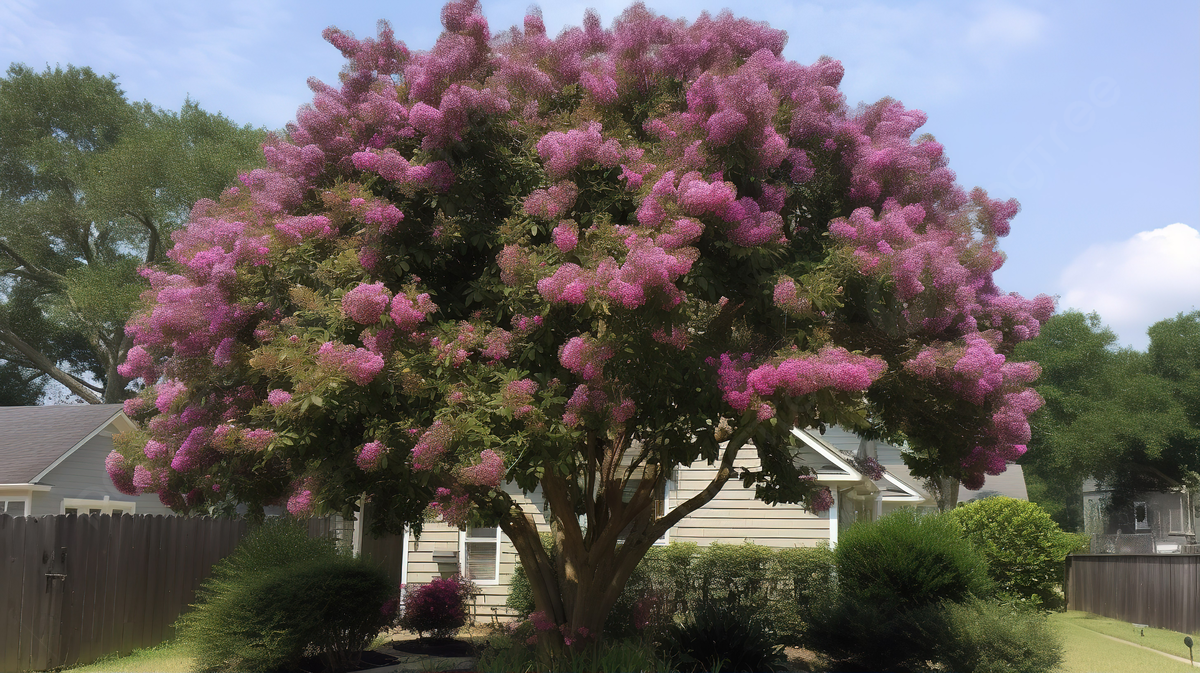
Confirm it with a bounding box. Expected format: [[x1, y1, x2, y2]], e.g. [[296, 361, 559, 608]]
[[3, 0, 1197, 349]]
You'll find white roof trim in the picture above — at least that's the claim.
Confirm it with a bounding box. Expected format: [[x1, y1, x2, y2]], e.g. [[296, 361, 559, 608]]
[[790, 427, 864, 483], [879, 471, 926, 502], [31, 410, 132, 483], [0, 483, 53, 492]]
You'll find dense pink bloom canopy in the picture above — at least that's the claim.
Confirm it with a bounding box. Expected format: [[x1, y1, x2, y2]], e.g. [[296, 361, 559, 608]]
[[112, 0, 1051, 521]]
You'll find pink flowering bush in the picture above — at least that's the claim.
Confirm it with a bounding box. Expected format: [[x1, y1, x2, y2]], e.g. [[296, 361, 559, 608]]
[[112, 0, 1051, 643], [398, 574, 476, 639]]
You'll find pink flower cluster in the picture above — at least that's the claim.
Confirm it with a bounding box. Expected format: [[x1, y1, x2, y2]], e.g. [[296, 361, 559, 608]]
[[808, 487, 834, 513], [711, 348, 888, 412], [242, 428, 276, 452], [457, 449, 505, 487], [318, 341, 386, 385], [552, 221, 579, 253], [342, 282, 393, 324], [412, 421, 453, 470], [773, 278, 811, 316], [502, 379, 539, 418], [117, 345, 158, 386], [267, 389, 292, 407], [429, 486, 470, 527], [535, 121, 624, 179], [390, 293, 437, 332], [537, 240, 695, 309], [287, 477, 319, 517], [357, 440, 388, 471], [559, 336, 614, 381], [351, 149, 454, 192], [562, 384, 608, 427], [522, 181, 578, 220], [480, 327, 513, 362], [106, 451, 137, 496]]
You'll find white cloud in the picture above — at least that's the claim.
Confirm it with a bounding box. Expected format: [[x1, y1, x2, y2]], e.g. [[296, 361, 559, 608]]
[[1059, 223, 1200, 349]]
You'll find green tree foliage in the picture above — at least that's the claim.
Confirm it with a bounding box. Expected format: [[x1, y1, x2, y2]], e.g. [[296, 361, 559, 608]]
[[1016, 311, 1200, 529], [0, 63, 265, 403], [950, 497, 1087, 607], [112, 2, 1052, 643]]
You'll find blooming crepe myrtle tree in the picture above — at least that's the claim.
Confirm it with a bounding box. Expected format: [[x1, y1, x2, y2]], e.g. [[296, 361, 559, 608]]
[[110, 0, 1053, 642]]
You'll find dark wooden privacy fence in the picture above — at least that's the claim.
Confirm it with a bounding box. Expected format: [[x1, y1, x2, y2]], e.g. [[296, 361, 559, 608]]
[[1066, 554, 1200, 634], [0, 514, 248, 673]]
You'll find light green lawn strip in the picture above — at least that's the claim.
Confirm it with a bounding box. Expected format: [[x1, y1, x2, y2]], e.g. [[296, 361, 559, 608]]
[[59, 640, 193, 673], [1054, 611, 1199, 661], [1055, 619, 1198, 673]]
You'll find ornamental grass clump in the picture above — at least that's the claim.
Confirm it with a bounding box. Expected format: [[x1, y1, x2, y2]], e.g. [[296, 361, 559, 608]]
[[398, 574, 476, 639]]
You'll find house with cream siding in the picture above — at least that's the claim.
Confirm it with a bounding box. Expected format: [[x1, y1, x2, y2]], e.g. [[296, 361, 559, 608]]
[[364, 426, 932, 620], [0, 405, 175, 517]]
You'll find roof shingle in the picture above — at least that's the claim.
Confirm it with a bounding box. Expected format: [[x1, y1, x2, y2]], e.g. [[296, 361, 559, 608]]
[[0, 405, 124, 483]]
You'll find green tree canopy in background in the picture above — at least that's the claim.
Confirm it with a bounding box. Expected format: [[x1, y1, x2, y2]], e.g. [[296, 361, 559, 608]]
[[0, 63, 265, 403], [1017, 310, 1200, 529]]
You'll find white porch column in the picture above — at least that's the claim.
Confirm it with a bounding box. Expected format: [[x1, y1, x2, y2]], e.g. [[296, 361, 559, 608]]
[[829, 488, 840, 548]]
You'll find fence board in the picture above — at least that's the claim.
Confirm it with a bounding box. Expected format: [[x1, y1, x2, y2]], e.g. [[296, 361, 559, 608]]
[[0, 516, 20, 673], [1067, 554, 1200, 634]]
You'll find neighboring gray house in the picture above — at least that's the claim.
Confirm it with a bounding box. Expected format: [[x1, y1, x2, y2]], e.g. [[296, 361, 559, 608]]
[[0, 405, 174, 517], [1083, 469, 1198, 553]]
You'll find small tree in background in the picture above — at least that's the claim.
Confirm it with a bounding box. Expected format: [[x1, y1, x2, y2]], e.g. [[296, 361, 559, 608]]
[[111, 0, 1052, 643], [952, 496, 1088, 607]]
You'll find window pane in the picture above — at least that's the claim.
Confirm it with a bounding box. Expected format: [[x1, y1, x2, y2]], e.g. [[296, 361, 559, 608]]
[[65, 508, 78, 515], [7, 501, 24, 516], [89, 509, 102, 515], [466, 541, 497, 581], [112, 509, 123, 516], [467, 526, 497, 539]]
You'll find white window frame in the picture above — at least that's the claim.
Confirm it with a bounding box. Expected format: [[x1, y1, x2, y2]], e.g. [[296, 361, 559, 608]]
[[459, 526, 502, 585], [1, 497, 31, 517], [61, 496, 136, 516], [618, 471, 673, 546]]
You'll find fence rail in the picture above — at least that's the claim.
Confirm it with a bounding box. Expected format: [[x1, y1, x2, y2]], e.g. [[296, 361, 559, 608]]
[[1066, 553, 1200, 635]]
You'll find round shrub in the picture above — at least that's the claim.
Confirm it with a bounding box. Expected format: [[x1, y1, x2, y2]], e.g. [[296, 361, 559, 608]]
[[399, 574, 476, 639], [179, 519, 395, 673], [951, 496, 1083, 607], [834, 508, 992, 609]]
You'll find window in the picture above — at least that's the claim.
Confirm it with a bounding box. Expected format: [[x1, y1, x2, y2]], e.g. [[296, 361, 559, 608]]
[[461, 526, 502, 584], [1134, 502, 1150, 530], [618, 471, 672, 545], [1, 499, 27, 516], [62, 497, 135, 516]]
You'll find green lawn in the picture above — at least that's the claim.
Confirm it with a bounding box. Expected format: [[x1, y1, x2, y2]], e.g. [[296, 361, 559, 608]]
[[1053, 612, 1199, 673], [59, 641, 193, 673]]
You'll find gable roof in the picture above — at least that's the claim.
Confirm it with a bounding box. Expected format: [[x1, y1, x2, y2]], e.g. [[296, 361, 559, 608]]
[[0, 405, 128, 484]]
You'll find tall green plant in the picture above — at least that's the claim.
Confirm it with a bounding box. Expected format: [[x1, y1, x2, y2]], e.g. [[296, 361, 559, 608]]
[[951, 497, 1087, 607]]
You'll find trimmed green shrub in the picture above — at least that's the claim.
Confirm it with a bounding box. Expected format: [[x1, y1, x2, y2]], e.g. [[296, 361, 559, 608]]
[[951, 496, 1086, 608], [833, 508, 992, 610], [807, 509, 993, 671], [934, 596, 1063, 673], [399, 574, 476, 639], [178, 519, 395, 673], [665, 601, 788, 673]]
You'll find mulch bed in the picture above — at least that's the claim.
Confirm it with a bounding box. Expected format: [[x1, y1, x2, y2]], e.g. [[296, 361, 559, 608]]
[[389, 637, 480, 658], [293, 650, 401, 673]]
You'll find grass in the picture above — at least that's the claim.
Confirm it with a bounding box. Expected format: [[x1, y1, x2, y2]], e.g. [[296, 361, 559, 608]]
[[58, 640, 193, 673], [1053, 612, 1199, 673]]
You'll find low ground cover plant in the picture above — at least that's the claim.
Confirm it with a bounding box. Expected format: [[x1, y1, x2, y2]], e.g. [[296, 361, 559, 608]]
[[177, 518, 395, 673]]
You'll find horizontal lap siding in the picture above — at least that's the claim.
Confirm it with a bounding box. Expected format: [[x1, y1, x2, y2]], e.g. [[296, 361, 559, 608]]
[[36, 436, 174, 516], [672, 458, 829, 548]]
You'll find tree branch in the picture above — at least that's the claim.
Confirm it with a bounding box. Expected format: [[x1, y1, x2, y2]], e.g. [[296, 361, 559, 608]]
[[0, 326, 102, 403], [0, 241, 67, 285], [128, 212, 161, 264]]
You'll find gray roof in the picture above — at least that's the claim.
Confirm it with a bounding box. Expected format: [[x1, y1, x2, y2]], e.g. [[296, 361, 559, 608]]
[[882, 462, 1028, 504], [0, 405, 125, 483]]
